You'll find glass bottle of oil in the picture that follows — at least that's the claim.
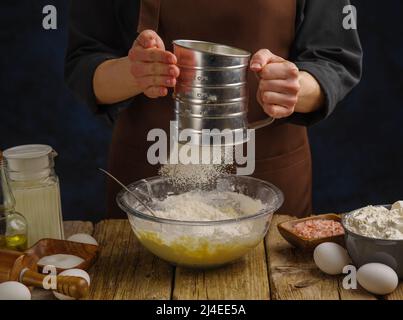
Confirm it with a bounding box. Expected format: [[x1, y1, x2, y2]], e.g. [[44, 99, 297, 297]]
[[3, 145, 64, 246], [0, 151, 28, 251]]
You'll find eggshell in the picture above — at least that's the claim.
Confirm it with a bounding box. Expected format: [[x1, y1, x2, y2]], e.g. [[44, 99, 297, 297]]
[[38, 254, 85, 269], [0, 281, 31, 300], [53, 269, 90, 300], [391, 201, 403, 211], [67, 233, 98, 246], [357, 263, 399, 295], [313, 242, 351, 275]]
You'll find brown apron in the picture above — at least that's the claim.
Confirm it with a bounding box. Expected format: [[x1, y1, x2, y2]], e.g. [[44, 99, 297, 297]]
[[107, 0, 312, 218]]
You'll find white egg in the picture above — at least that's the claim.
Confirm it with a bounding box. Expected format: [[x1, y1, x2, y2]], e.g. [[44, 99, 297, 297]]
[[67, 233, 98, 246], [53, 269, 90, 300], [313, 242, 351, 275], [391, 201, 403, 211], [0, 281, 31, 300], [357, 263, 399, 295]]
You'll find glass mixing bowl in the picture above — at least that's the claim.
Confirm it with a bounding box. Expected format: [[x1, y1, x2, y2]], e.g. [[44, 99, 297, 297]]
[[117, 176, 284, 268]]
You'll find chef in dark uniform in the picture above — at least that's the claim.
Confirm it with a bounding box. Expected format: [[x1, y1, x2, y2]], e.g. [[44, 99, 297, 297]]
[[65, 0, 362, 218]]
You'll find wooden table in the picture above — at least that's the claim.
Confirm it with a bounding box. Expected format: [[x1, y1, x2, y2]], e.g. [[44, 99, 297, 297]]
[[33, 215, 403, 300]]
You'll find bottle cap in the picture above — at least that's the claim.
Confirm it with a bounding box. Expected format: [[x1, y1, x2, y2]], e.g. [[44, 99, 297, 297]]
[[3, 145, 56, 181]]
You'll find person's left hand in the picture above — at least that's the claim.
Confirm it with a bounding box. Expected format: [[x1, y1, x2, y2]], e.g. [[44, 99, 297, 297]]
[[250, 49, 301, 119]]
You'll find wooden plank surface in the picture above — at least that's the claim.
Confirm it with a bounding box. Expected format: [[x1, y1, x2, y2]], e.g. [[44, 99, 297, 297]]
[[266, 215, 376, 300], [385, 283, 403, 300], [87, 220, 174, 300], [173, 242, 270, 300], [32, 218, 403, 300]]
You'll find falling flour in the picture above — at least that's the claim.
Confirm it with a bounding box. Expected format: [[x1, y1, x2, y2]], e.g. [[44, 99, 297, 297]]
[[159, 144, 233, 188], [159, 163, 231, 189]]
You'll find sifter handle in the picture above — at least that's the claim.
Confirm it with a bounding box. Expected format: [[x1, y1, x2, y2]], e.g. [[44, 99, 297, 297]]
[[248, 117, 275, 130], [249, 67, 276, 130], [21, 269, 89, 299]]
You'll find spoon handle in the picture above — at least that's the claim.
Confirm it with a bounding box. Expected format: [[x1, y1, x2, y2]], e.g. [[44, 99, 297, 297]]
[[21, 269, 89, 299], [98, 168, 157, 217]]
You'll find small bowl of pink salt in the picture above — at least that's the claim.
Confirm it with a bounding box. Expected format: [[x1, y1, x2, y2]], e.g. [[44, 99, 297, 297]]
[[277, 214, 345, 251]]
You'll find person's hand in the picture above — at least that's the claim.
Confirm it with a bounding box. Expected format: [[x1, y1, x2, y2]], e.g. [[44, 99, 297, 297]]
[[128, 30, 180, 98], [250, 49, 300, 119]]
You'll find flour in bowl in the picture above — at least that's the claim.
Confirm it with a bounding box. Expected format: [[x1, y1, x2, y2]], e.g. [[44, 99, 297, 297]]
[[345, 203, 403, 240], [150, 191, 264, 221], [129, 189, 268, 243]]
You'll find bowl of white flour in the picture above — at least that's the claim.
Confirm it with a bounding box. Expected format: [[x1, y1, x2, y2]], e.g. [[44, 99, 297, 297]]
[[342, 202, 403, 278], [117, 175, 283, 268]]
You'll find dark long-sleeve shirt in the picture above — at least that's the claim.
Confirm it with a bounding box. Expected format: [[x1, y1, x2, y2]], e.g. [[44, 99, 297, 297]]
[[65, 0, 363, 126]]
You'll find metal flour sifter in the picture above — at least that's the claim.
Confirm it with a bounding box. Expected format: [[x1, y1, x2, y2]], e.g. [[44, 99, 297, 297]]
[[173, 40, 274, 147]]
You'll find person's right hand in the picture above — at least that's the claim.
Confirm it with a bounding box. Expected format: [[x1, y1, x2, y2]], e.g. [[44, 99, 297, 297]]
[[128, 30, 180, 98]]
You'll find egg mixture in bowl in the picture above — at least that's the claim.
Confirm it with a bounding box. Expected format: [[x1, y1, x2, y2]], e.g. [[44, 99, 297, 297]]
[[117, 176, 283, 268]]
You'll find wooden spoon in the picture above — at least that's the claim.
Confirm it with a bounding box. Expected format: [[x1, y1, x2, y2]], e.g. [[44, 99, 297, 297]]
[[0, 249, 88, 299]]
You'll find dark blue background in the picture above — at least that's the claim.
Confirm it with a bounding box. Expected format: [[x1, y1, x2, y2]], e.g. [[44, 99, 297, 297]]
[[1, 1, 402, 221]]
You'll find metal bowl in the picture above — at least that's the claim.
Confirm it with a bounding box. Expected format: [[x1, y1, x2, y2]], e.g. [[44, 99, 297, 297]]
[[117, 176, 284, 268], [342, 205, 403, 278]]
